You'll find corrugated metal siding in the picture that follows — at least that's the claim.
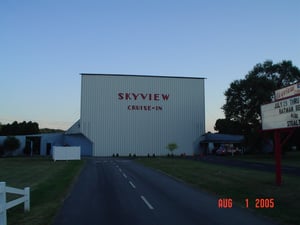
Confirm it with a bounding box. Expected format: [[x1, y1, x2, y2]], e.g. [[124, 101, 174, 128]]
[[80, 74, 205, 156]]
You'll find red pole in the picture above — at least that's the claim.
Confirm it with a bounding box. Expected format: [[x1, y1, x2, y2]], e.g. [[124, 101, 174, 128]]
[[274, 130, 282, 186]]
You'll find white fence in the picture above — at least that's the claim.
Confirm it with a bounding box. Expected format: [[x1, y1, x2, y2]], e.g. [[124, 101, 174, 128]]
[[0, 182, 30, 225], [52, 146, 81, 161]]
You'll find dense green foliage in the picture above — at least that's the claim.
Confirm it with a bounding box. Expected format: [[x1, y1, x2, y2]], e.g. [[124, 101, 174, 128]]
[[0, 121, 64, 136], [214, 119, 243, 135], [0, 121, 40, 135]]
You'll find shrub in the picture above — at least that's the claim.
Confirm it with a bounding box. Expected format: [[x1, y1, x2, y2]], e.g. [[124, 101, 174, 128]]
[[166, 143, 178, 156], [3, 136, 20, 154]]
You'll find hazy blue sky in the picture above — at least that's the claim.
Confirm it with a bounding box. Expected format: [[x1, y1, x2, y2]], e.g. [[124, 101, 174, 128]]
[[1, 0, 299, 132]]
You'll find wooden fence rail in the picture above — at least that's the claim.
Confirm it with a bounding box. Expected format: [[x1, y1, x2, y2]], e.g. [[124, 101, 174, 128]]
[[0, 182, 30, 225]]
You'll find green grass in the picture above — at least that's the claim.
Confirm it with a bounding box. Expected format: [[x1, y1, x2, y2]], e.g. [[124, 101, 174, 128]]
[[137, 158, 300, 225], [231, 151, 300, 167], [0, 157, 85, 225]]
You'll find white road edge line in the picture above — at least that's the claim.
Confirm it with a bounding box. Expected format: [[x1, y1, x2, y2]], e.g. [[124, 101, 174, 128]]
[[129, 181, 136, 189], [123, 173, 127, 178], [141, 195, 154, 210]]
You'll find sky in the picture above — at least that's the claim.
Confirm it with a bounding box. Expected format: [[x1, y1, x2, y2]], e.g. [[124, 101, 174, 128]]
[[1, 0, 300, 132]]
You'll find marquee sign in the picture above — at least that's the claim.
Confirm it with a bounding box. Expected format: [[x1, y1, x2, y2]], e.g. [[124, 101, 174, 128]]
[[261, 95, 300, 130], [275, 82, 300, 100], [260, 83, 300, 186]]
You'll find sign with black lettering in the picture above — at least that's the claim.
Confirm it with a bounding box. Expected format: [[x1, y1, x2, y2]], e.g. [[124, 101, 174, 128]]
[[261, 95, 300, 130]]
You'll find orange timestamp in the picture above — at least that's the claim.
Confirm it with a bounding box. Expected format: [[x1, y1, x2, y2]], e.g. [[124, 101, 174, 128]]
[[245, 198, 275, 208], [218, 198, 275, 208]]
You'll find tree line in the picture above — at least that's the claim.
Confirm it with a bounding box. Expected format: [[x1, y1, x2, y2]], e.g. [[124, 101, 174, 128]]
[[0, 121, 64, 136], [0, 121, 40, 136]]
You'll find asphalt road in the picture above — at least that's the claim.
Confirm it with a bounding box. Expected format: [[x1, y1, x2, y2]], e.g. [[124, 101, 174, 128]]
[[53, 158, 279, 225]]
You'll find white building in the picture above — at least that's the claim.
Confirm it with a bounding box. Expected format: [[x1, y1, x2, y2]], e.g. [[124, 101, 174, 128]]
[[79, 74, 205, 156]]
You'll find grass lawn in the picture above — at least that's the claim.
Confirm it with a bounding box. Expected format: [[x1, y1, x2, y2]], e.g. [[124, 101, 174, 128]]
[[137, 157, 300, 225], [0, 157, 85, 225], [230, 151, 300, 167]]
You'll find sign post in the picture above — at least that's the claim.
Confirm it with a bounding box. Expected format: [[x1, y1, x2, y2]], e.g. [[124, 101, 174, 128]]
[[274, 130, 281, 186]]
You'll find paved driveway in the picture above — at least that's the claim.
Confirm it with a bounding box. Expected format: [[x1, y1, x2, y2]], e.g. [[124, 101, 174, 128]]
[[53, 158, 279, 225]]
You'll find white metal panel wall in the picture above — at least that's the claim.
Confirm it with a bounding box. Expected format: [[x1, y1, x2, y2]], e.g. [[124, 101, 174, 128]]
[[80, 74, 205, 156]]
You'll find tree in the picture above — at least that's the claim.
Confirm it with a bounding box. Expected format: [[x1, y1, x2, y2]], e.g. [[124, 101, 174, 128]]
[[166, 143, 178, 156], [214, 118, 243, 134], [220, 60, 300, 133], [222, 74, 275, 129], [252, 60, 300, 89]]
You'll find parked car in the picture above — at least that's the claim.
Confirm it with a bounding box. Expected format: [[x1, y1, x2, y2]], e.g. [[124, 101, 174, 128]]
[[216, 147, 227, 156], [227, 147, 242, 155]]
